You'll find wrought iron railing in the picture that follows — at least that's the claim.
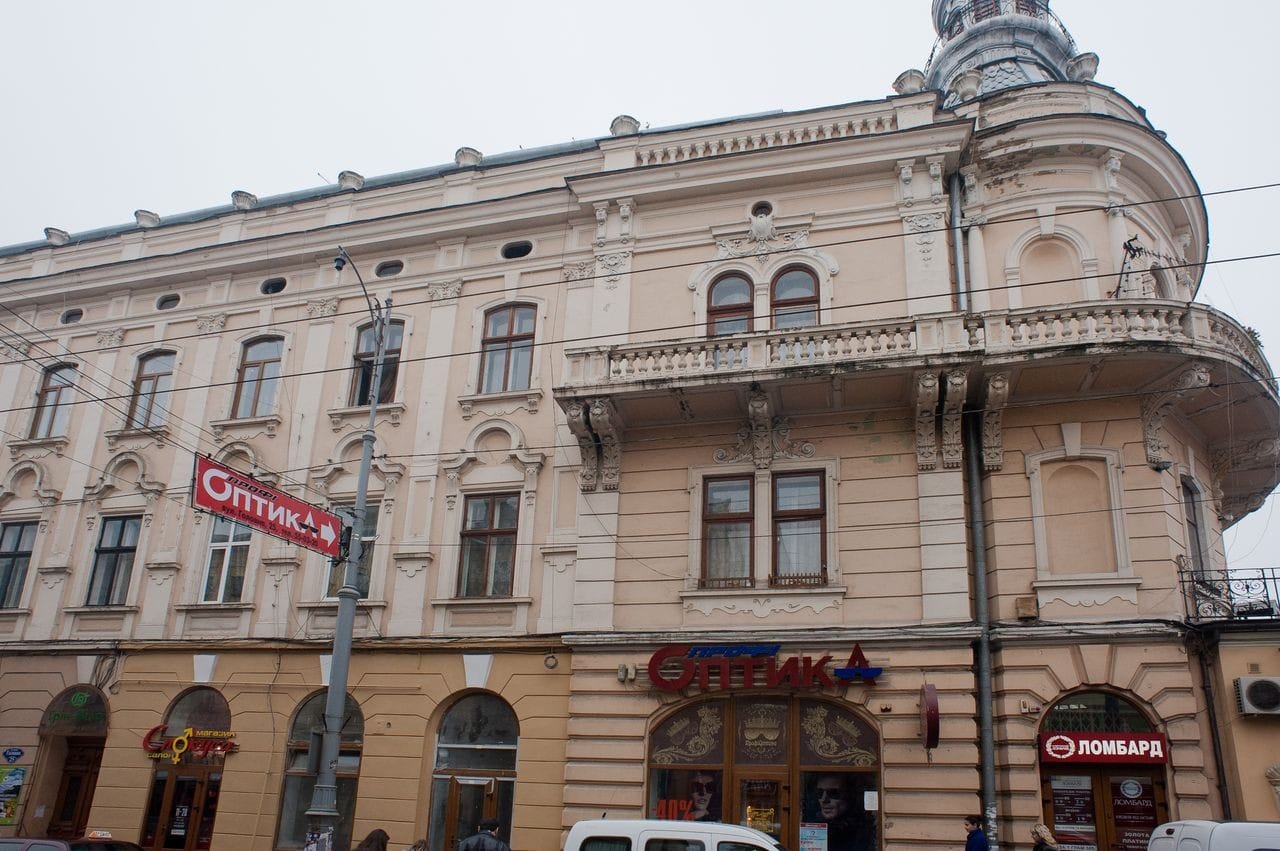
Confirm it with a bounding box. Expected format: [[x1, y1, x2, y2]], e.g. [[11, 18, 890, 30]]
[[1180, 559, 1280, 623]]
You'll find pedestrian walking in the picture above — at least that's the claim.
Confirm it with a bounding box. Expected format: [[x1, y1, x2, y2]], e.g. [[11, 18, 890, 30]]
[[964, 816, 989, 851], [458, 818, 511, 851]]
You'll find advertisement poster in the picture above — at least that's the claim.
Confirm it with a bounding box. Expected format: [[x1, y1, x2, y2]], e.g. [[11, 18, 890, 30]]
[[1050, 774, 1098, 851], [1111, 777, 1158, 851], [0, 765, 28, 826], [799, 822, 829, 851]]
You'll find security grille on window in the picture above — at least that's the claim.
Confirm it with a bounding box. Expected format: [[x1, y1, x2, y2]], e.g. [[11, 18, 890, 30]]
[[349, 320, 404, 406], [458, 494, 518, 597], [30, 364, 77, 439], [0, 521, 37, 608], [772, 472, 826, 586], [88, 515, 141, 606], [203, 516, 251, 603], [231, 337, 283, 419], [479, 305, 535, 393], [127, 351, 175, 429], [327, 507, 377, 598]]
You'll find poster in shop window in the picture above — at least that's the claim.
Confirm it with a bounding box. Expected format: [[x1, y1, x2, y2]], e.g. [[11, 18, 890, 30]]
[[0, 765, 28, 826], [1050, 774, 1098, 851], [1111, 777, 1158, 851]]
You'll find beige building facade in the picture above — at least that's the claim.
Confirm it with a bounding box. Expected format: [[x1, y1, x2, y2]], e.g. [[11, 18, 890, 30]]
[[1, 2, 1277, 851]]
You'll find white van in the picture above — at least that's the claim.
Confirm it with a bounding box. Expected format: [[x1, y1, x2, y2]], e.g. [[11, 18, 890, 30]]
[[1148, 820, 1280, 851], [563, 820, 785, 851]]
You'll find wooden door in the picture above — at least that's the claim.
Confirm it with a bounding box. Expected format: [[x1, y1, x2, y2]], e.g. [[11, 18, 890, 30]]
[[47, 738, 104, 839]]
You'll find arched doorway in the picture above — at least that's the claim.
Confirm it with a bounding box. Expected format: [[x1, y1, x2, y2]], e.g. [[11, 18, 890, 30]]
[[275, 691, 364, 851], [139, 687, 237, 851], [38, 685, 110, 839], [427, 693, 519, 851], [646, 695, 880, 851], [1039, 691, 1170, 851]]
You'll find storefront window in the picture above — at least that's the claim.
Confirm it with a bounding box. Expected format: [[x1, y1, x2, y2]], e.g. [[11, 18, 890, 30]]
[[428, 694, 519, 851], [276, 692, 363, 851], [647, 696, 879, 851]]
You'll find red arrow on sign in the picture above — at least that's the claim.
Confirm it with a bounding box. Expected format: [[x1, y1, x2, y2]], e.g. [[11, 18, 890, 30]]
[[191, 456, 343, 559]]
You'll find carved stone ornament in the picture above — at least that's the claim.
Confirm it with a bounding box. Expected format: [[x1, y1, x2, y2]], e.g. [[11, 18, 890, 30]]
[[928, 160, 943, 204], [1104, 150, 1124, 191], [713, 389, 815, 470], [594, 202, 609, 246], [914, 371, 940, 471], [306, 297, 339, 318], [562, 260, 595, 286], [0, 337, 31, 362], [392, 550, 433, 579], [590, 398, 623, 490], [427, 280, 463, 301], [905, 213, 944, 265], [716, 229, 810, 266], [982, 373, 1010, 471], [597, 251, 632, 289], [262, 556, 299, 587], [96, 328, 124, 348], [1210, 437, 1280, 521], [1140, 363, 1211, 468], [195, 313, 227, 333], [565, 400, 600, 492], [618, 199, 634, 243], [684, 594, 841, 617], [941, 369, 969, 469]]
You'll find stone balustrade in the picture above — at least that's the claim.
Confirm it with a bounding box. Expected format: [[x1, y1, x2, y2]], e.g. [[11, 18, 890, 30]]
[[559, 300, 1274, 393]]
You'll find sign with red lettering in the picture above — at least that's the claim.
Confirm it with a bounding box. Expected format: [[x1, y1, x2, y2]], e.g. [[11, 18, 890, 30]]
[[142, 724, 238, 764], [647, 644, 883, 693], [191, 456, 342, 558], [1040, 732, 1168, 764]]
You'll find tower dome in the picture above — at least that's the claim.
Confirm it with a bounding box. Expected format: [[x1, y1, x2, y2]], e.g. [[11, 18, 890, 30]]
[[924, 0, 1098, 105]]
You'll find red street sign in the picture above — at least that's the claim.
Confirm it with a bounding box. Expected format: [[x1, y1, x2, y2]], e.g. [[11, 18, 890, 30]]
[[1040, 732, 1168, 765], [191, 456, 342, 558]]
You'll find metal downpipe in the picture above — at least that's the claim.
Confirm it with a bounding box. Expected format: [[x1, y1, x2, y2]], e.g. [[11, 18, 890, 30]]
[[964, 412, 998, 849], [951, 171, 969, 313]]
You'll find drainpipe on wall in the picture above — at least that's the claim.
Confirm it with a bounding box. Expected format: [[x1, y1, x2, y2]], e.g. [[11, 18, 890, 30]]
[[964, 413, 998, 850], [1192, 627, 1233, 820], [951, 172, 969, 313]]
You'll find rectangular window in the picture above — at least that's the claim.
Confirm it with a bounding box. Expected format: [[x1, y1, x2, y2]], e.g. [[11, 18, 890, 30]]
[[127, 352, 175, 429], [458, 493, 518, 597], [349, 321, 404, 406], [326, 507, 377, 599], [232, 338, 283, 419], [87, 515, 141, 606], [772, 472, 825, 586], [30, 366, 76, 439], [479, 305, 535, 393], [202, 516, 251, 603], [702, 477, 753, 589], [0, 521, 37, 608], [1182, 480, 1207, 580]]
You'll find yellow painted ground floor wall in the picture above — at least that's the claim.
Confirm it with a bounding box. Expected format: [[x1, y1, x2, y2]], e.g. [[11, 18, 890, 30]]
[[1205, 636, 1280, 820], [0, 634, 1232, 851]]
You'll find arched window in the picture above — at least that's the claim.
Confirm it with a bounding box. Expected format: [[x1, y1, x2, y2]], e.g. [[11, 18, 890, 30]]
[[349, 320, 404, 406], [708, 274, 753, 336], [479, 305, 535, 393], [127, 351, 175, 429], [646, 696, 879, 850], [277, 692, 364, 851], [428, 694, 519, 851], [771, 267, 819, 329], [30, 364, 77, 439], [231, 337, 282, 419]]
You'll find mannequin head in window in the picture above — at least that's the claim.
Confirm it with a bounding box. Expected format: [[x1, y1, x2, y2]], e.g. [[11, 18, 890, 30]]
[[813, 773, 850, 822]]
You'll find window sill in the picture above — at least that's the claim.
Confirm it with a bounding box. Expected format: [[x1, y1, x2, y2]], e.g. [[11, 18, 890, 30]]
[[297, 599, 387, 611], [175, 602, 255, 612], [680, 584, 846, 618], [104, 424, 170, 450], [457, 388, 542, 419], [7, 435, 70, 460], [433, 595, 533, 609], [327, 401, 407, 431], [1033, 575, 1141, 608], [209, 414, 283, 442]]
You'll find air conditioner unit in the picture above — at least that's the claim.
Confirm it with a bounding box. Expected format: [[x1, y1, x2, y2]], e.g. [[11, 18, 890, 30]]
[[1235, 676, 1280, 715]]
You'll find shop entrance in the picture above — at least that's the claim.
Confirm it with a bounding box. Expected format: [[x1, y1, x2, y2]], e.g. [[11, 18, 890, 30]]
[[646, 696, 881, 851], [1039, 692, 1169, 851], [138, 687, 236, 851], [427, 694, 518, 851], [39, 686, 111, 839]]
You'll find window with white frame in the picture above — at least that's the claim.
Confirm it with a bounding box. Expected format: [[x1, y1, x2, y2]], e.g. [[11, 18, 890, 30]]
[[326, 506, 378, 598], [202, 516, 251, 603], [458, 493, 518, 597], [87, 515, 141, 606], [697, 467, 831, 590], [0, 521, 37, 608]]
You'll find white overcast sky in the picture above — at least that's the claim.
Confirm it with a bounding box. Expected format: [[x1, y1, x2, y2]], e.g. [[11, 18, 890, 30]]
[[1, 1, 1277, 571]]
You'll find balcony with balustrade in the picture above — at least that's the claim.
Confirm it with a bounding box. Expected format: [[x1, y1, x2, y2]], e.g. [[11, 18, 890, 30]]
[[1181, 560, 1280, 624]]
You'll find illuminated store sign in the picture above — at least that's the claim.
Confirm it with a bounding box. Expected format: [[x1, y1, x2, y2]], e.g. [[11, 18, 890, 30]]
[[1040, 732, 1168, 764], [142, 725, 238, 764], [647, 643, 883, 692]]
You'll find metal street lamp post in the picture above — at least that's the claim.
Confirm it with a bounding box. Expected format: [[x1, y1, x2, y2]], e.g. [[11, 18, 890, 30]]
[[306, 248, 390, 850]]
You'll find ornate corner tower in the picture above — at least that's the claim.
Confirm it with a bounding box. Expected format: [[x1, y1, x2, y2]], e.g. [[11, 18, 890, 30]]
[[924, 0, 1099, 104]]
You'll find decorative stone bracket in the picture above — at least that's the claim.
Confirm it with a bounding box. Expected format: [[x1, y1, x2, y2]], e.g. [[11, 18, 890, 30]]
[[1211, 436, 1280, 522], [713, 388, 815, 470], [982, 373, 1010, 471], [914, 371, 940, 471], [564, 397, 623, 492], [941, 369, 969, 469], [1140, 363, 1211, 469]]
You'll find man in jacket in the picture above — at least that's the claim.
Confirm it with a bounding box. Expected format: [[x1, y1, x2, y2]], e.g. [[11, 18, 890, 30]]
[[459, 819, 511, 851]]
